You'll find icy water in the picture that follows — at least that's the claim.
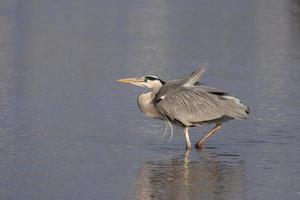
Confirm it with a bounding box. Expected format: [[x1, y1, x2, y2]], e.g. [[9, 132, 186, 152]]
[[1, 0, 300, 200]]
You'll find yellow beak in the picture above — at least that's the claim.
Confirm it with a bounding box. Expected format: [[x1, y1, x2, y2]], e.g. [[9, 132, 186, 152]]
[[117, 77, 145, 87]]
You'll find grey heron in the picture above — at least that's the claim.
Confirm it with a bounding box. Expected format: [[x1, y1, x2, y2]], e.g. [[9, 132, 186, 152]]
[[117, 65, 249, 150]]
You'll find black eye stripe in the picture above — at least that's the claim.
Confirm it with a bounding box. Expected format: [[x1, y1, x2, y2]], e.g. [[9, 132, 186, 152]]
[[144, 76, 158, 81], [144, 76, 165, 84]]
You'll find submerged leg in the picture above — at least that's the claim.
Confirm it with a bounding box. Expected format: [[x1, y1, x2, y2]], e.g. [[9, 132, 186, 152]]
[[195, 124, 222, 149], [184, 127, 192, 150]]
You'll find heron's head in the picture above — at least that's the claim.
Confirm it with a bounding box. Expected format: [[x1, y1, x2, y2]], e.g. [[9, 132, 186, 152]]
[[117, 75, 165, 89]]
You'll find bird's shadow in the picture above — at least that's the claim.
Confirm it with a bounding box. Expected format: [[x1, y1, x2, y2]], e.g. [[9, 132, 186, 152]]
[[132, 149, 246, 200]]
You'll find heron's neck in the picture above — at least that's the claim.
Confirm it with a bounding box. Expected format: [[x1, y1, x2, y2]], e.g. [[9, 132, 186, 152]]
[[150, 85, 162, 94], [137, 91, 161, 119]]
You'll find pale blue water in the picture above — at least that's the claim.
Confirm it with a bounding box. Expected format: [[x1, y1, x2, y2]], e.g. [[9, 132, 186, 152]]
[[0, 0, 300, 200]]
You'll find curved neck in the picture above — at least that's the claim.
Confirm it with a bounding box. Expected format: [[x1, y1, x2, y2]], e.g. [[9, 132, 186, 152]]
[[152, 87, 161, 94], [147, 81, 163, 94]]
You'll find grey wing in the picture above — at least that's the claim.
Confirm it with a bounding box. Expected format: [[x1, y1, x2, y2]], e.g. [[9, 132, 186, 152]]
[[156, 64, 207, 100], [183, 64, 207, 86], [197, 85, 228, 95], [155, 65, 207, 101], [155, 79, 186, 101], [155, 87, 226, 126]]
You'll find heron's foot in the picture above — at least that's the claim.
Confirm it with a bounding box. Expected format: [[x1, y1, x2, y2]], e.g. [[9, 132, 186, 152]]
[[195, 142, 204, 149]]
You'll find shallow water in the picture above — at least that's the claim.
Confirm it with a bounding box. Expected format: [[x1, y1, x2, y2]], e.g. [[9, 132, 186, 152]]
[[0, 0, 300, 200]]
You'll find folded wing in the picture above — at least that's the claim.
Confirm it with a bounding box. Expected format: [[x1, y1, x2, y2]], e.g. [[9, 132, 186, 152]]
[[155, 86, 248, 126]]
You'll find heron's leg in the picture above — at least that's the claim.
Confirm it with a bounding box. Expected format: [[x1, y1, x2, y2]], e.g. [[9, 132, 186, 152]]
[[195, 124, 222, 149], [184, 127, 192, 150]]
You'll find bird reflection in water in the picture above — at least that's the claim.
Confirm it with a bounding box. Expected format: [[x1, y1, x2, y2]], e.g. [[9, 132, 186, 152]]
[[133, 151, 246, 200]]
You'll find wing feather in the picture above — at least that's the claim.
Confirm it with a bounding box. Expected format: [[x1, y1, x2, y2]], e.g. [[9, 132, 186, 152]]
[[154, 66, 248, 126], [183, 64, 207, 86], [155, 86, 226, 126]]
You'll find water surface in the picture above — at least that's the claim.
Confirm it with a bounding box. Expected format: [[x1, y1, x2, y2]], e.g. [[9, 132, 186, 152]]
[[0, 0, 300, 200]]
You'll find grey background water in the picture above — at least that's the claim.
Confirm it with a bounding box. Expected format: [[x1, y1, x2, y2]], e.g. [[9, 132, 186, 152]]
[[0, 0, 300, 200]]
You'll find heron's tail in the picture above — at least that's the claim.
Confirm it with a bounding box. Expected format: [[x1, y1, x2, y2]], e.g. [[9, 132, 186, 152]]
[[222, 95, 249, 119]]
